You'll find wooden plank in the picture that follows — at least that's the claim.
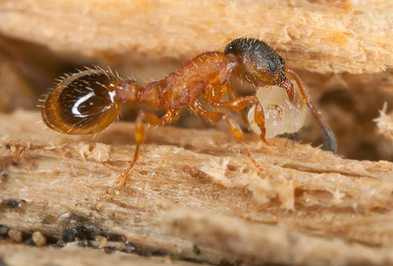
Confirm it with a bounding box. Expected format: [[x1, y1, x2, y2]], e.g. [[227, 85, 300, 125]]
[[0, 0, 392, 73], [1, 110, 393, 265]]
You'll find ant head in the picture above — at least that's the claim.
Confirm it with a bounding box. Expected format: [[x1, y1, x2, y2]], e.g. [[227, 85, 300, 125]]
[[42, 68, 123, 135], [225, 38, 293, 95]]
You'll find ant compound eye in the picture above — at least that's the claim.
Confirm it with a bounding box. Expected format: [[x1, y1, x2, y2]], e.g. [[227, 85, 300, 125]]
[[266, 55, 285, 74], [42, 68, 123, 135], [279, 56, 285, 66], [268, 59, 278, 72]]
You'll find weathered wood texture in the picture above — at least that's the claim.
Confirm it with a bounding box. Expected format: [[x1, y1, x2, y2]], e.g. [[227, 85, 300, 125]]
[[375, 108, 393, 146], [1, 111, 393, 265], [0, 243, 202, 266], [0, 0, 392, 74]]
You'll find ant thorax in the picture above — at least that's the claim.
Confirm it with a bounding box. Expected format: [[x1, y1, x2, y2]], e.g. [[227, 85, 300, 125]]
[[248, 85, 307, 138]]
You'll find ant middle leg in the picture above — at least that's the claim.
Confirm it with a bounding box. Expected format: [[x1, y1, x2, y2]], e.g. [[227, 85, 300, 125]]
[[189, 101, 268, 175], [204, 87, 268, 144], [114, 109, 180, 187]]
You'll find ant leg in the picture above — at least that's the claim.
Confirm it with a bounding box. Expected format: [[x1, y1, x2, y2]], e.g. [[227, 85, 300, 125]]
[[114, 111, 146, 187], [285, 68, 337, 152], [189, 101, 268, 175], [202, 82, 254, 129], [114, 109, 180, 187], [189, 101, 224, 124], [226, 87, 250, 127], [205, 91, 268, 144]]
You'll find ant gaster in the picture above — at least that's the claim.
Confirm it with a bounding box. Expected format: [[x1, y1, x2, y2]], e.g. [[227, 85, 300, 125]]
[[42, 38, 336, 186]]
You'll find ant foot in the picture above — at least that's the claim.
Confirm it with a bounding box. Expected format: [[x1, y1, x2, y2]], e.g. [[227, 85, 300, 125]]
[[110, 171, 136, 193], [113, 175, 127, 187], [258, 139, 277, 153], [110, 173, 130, 192], [261, 137, 273, 146]]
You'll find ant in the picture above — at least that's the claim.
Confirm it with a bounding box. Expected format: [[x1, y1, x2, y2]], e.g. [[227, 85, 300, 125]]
[[42, 38, 336, 187]]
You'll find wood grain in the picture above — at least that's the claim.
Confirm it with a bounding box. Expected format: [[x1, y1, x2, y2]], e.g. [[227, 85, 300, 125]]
[[0, 0, 392, 73], [1, 110, 393, 265]]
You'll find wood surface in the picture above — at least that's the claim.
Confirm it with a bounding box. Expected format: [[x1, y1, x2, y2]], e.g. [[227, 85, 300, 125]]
[[0, 243, 202, 266], [1, 1, 393, 264], [1, 110, 393, 265], [0, 0, 393, 73]]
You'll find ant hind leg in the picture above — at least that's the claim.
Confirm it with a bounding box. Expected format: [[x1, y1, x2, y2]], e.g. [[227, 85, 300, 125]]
[[114, 109, 180, 187], [114, 110, 146, 187]]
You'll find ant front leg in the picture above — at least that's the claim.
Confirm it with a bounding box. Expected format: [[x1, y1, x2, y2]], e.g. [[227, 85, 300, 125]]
[[114, 109, 180, 187], [204, 86, 268, 144], [285, 68, 337, 152], [226, 87, 251, 127]]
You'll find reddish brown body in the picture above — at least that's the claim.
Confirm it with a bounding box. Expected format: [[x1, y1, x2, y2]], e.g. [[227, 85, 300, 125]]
[[42, 38, 336, 186], [138, 52, 237, 110]]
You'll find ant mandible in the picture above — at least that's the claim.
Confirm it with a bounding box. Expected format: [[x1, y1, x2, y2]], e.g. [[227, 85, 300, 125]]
[[42, 38, 336, 186]]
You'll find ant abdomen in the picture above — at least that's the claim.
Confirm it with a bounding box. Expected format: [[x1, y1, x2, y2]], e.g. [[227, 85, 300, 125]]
[[42, 68, 123, 135]]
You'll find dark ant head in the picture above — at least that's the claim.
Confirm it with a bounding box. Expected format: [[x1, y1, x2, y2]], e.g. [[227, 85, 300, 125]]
[[42, 68, 124, 135], [225, 38, 294, 100]]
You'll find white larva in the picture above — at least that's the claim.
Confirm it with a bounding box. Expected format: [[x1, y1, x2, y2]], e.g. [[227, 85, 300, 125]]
[[248, 85, 308, 138]]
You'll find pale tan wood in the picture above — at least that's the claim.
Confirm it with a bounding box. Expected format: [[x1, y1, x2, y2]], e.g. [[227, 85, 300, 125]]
[[164, 209, 393, 266], [0, 0, 392, 74], [1, 110, 393, 265], [375, 108, 393, 145], [0, 244, 203, 266]]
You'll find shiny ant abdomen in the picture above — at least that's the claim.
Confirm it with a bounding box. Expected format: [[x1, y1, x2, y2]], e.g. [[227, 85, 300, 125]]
[[42, 38, 336, 186]]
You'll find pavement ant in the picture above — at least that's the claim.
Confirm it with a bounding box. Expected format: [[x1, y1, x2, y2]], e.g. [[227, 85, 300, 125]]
[[41, 38, 336, 186]]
